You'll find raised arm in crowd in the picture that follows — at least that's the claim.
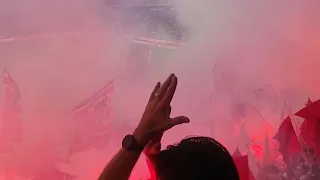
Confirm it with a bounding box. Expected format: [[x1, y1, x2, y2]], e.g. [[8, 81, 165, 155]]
[[98, 74, 240, 180]]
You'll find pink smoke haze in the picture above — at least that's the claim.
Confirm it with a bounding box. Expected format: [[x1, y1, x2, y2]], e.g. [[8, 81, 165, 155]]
[[1, 0, 320, 179]]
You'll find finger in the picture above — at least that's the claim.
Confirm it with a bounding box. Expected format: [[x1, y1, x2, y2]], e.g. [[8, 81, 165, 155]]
[[166, 116, 190, 130], [161, 75, 177, 106], [156, 74, 174, 100], [164, 106, 172, 117], [149, 82, 161, 102]]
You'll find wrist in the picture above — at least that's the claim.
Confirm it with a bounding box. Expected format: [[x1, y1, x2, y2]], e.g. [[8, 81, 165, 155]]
[[133, 128, 149, 147]]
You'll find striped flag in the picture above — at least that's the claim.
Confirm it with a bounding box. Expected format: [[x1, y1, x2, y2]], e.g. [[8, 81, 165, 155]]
[[69, 80, 114, 153], [0, 70, 22, 145]]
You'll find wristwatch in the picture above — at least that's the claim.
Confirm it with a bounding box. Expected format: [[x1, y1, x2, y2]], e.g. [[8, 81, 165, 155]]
[[122, 134, 144, 153]]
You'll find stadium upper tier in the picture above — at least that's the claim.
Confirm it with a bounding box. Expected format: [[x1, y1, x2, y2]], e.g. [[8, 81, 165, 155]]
[[106, 4, 186, 41]]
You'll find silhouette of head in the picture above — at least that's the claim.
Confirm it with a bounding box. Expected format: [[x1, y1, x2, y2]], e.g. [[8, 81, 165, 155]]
[[155, 136, 239, 180]]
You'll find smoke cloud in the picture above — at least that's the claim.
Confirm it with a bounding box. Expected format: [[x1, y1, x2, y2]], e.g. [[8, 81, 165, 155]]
[[1, 0, 320, 179]]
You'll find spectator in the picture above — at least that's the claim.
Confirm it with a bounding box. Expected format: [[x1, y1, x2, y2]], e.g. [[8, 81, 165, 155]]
[[299, 165, 310, 180], [309, 164, 320, 180], [306, 149, 316, 165], [98, 74, 239, 180], [294, 157, 307, 178], [155, 136, 239, 180]]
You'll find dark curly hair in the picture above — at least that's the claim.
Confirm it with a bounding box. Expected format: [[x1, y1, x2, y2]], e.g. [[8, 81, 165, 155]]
[[155, 136, 240, 180]]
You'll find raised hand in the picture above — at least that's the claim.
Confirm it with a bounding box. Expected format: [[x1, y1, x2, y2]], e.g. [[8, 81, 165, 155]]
[[98, 74, 189, 180], [133, 74, 190, 146]]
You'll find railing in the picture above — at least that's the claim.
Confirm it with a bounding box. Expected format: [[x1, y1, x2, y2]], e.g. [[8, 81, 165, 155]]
[[0, 31, 186, 49]]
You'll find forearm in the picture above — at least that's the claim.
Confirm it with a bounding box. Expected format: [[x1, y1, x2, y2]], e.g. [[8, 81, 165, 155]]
[[146, 157, 157, 180], [98, 129, 148, 180], [98, 148, 141, 180]]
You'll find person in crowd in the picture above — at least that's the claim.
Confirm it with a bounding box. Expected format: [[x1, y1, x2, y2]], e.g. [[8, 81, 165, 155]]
[[306, 149, 316, 166], [286, 156, 298, 179], [309, 164, 320, 180], [98, 74, 240, 180], [299, 165, 310, 180], [294, 157, 307, 177], [311, 156, 317, 166]]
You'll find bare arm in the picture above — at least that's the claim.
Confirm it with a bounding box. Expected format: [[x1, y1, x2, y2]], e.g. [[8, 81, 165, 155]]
[[98, 148, 140, 180], [98, 131, 146, 180], [98, 74, 189, 180], [144, 133, 163, 180], [146, 157, 157, 180]]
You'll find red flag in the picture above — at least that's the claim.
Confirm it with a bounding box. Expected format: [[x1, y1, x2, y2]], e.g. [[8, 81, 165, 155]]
[[300, 119, 320, 153], [297, 98, 320, 157], [233, 147, 242, 157], [305, 98, 313, 107], [233, 155, 249, 180], [295, 99, 320, 119], [1, 70, 22, 143], [70, 80, 114, 152], [273, 117, 301, 164], [233, 155, 256, 180]]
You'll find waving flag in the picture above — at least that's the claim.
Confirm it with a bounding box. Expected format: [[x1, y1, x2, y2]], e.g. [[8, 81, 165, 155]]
[[233, 147, 242, 157], [273, 117, 301, 164], [232, 154, 256, 180], [298, 98, 320, 155], [69, 80, 114, 154], [1, 70, 22, 144], [305, 98, 313, 107], [295, 99, 320, 119]]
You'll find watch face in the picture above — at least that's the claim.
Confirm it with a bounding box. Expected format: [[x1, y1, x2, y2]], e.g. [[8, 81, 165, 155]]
[[122, 135, 134, 149]]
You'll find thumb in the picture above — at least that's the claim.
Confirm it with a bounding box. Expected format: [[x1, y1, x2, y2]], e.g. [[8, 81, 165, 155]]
[[167, 116, 190, 129]]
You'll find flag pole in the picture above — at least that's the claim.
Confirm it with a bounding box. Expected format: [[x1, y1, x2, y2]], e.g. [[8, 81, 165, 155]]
[[283, 100, 306, 149], [284, 101, 303, 127], [251, 107, 273, 129]]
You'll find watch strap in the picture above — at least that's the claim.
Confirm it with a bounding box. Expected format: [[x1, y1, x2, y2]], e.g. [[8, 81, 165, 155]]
[[122, 134, 144, 153]]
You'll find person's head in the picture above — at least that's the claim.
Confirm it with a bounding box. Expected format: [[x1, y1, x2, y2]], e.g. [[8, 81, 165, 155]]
[[155, 136, 239, 180]]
